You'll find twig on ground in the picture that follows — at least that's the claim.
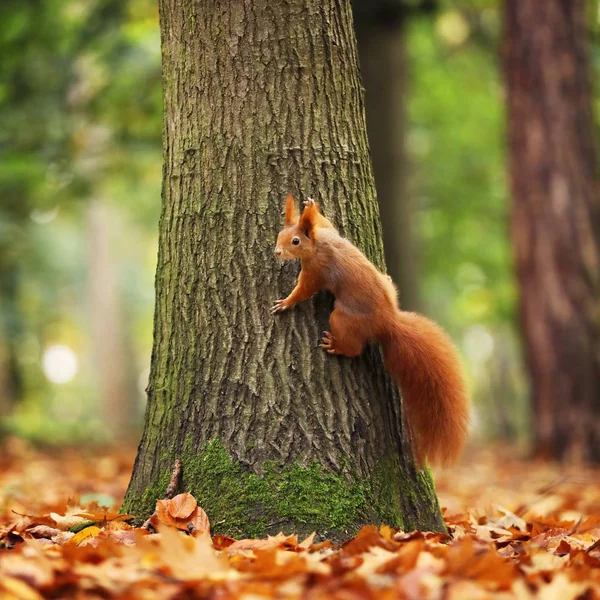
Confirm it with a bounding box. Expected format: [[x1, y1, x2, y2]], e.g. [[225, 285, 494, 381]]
[[141, 458, 182, 531]]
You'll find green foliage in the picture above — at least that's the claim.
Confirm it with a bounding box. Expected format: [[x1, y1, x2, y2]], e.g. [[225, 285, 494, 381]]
[[406, 5, 530, 439], [2, 0, 596, 442], [407, 6, 507, 330], [0, 0, 161, 438]]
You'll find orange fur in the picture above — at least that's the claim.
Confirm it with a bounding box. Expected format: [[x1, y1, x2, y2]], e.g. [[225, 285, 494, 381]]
[[273, 196, 470, 467]]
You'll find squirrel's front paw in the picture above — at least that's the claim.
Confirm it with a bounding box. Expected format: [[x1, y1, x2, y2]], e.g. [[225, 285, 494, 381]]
[[303, 198, 316, 208], [271, 299, 288, 314], [319, 331, 338, 354]]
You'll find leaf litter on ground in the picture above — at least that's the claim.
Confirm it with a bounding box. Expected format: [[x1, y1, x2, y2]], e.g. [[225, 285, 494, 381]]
[[1, 439, 600, 599]]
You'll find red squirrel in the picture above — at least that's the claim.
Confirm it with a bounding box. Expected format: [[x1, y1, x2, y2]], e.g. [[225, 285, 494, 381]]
[[272, 194, 470, 467]]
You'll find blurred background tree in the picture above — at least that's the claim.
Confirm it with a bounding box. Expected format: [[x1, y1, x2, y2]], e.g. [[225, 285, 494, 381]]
[[1, 0, 598, 458], [0, 0, 162, 441], [354, 0, 426, 312], [505, 0, 600, 462], [354, 0, 528, 443]]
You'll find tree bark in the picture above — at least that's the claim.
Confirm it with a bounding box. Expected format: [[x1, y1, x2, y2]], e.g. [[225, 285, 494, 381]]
[[354, 5, 420, 310], [122, 0, 444, 537], [504, 0, 600, 462]]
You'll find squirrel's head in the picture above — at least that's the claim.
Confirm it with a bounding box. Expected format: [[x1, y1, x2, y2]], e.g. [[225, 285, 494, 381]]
[[274, 194, 318, 260]]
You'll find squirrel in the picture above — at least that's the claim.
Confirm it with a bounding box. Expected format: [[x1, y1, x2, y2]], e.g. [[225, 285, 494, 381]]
[[272, 194, 470, 467]]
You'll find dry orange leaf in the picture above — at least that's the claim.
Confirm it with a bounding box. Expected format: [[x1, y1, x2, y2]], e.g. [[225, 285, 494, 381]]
[[0, 576, 44, 600], [188, 505, 210, 535], [167, 492, 197, 519], [153, 494, 210, 535]]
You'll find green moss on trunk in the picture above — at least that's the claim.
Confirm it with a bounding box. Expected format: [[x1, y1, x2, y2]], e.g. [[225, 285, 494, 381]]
[[121, 439, 445, 539]]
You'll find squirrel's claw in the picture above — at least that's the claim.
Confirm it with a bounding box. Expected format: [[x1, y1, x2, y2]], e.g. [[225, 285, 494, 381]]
[[303, 198, 316, 208], [320, 331, 337, 354], [271, 299, 288, 314]]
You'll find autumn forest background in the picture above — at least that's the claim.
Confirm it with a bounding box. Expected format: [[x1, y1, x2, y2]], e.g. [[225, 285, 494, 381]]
[[1, 0, 539, 447], [2, 0, 600, 597]]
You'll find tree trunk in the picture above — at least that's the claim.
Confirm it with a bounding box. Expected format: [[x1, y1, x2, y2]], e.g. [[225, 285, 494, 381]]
[[87, 199, 139, 441], [122, 0, 444, 537], [0, 261, 23, 427], [504, 0, 600, 462], [0, 324, 20, 427], [355, 6, 420, 310]]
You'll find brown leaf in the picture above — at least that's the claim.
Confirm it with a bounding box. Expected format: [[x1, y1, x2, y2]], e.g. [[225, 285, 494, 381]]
[[0, 576, 44, 600], [342, 525, 397, 555], [49, 499, 94, 530], [298, 532, 316, 549], [398, 567, 443, 600], [151, 524, 228, 581], [443, 537, 518, 588], [167, 492, 197, 519], [536, 573, 590, 600], [554, 539, 572, 555], [153, 497, 209, 534], [154, 498, 178, 528], [227, 537, 283, 553], [227, 533, 299, 553], [0, 544, 55, 587], [27, 525, 63, 539], [188, 505, 210, 535]]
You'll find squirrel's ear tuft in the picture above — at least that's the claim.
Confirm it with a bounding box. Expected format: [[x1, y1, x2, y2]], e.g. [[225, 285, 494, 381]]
[[284, 194, 299, 225], [298, 202, 319, 238]]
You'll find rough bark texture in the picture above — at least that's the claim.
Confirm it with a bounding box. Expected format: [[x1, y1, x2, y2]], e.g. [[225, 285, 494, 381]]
[[355, 5, 420, 310], [122, 0, 444, 537], [504, 0, 600, 462]]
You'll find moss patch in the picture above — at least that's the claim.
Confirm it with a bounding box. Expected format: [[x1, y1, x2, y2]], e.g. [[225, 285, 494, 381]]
[[121, 439, 445, 539], [179, 439, 373, 538]]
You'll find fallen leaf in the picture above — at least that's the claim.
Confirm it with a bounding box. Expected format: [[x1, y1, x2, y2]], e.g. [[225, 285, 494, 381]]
[[153, 494, 209, 534], [188, 505, 210, 535], [27, 525, 63, 539], [167, 492, 197, 519], [66, 525, 102, 546], [49, 499, 94, 530], [0, 576, 44, 600], [153, 524, 230, 581], [536, 573, 590, 600]]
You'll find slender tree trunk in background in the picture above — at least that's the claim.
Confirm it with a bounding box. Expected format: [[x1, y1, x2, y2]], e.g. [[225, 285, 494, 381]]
[[504, 0, 600, 462], [0, 263, 23, 426], [489, 349, 519, 441], [354, 5, 420, 310], [87, 199, 139, 441], [122, 0, 444, 537], [0, 326, 20, 426]]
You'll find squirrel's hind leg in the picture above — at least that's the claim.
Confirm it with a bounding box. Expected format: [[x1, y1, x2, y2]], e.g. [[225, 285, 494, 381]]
[[320, 308, 367, 357]]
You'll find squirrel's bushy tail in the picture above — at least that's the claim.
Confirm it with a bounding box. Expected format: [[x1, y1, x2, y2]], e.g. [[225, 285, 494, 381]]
[[381, 311, 470, 467]]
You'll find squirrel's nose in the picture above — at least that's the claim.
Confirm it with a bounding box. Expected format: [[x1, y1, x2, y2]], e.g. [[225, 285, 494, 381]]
[[275, 248, 282, 257]]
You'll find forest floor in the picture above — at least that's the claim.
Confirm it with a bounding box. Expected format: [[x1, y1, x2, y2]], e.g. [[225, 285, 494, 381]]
[[1, 439, 599, 599]]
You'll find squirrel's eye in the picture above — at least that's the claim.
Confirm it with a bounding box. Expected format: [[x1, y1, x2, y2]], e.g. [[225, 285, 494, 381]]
[[292, 237, 300, 246]]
